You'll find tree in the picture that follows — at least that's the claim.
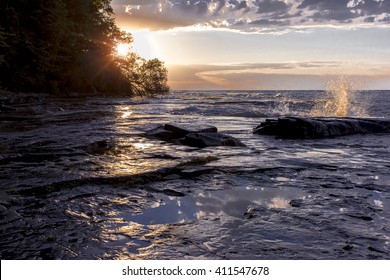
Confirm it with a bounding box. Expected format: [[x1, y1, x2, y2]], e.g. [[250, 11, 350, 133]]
[[117, 53, 169, 96], [0, 28, 9, 67], [0, 0, 169, 96]]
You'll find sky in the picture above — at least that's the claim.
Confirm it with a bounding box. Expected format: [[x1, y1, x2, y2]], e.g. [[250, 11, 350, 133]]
[[111, 0, 390, 90]]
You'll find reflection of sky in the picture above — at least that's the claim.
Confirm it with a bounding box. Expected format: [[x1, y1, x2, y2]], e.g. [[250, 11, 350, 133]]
[[119, 186, 304, 225]]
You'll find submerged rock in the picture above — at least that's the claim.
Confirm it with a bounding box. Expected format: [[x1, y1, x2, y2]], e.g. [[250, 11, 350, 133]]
[[254, 117, 390, 139], [146, 123, 245, 148]]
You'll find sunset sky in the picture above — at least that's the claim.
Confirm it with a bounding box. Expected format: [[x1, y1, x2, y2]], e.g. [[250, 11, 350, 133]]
[[111, 0, 390, 90]]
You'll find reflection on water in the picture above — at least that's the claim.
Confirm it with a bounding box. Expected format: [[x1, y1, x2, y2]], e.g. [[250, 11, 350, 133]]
[[118, 186, 304, 226], [120, 107, 134, 119], [1, 91, 390, 259]]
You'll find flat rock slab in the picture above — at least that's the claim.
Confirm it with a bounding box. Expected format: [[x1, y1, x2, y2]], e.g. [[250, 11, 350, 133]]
[[254, 117, 390, 139], [146, 123, 245, 148]]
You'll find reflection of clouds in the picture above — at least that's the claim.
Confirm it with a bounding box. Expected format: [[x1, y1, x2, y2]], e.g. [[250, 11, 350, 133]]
[[121, 186, 303, 225], [194, 186, 302, 218], [374, 199, 384, 208], [196, 210, 207, 219]]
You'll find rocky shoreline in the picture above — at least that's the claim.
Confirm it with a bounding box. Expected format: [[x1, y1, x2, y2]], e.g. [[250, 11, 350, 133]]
[[254, 117, 390, 139], [144, 118, 390, 149]]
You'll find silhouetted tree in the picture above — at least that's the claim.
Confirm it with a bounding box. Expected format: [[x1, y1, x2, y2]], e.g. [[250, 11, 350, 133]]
[[0, 0, 169, 96], [118, 53, 169, 96]]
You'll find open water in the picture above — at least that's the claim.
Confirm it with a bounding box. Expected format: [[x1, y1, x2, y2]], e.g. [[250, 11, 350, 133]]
[[0, 87, 389, 259]]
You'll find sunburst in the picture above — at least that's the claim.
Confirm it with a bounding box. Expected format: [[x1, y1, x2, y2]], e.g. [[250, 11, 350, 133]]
[[115, 43, 131, 57]]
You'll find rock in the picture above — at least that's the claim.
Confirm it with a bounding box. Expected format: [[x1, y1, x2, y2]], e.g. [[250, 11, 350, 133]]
[[146, 123, 245, 148], [243, 205, 268, 219], [244, 207, 256, 219], [164, 123, 218, 138], [180, 167, 215, 177], [289, 199, 303, 208], [146, 125, 174, 142], [162, 189, 185, 197], [254, 117, 390, 139], [342, 244, 354, 251], [181, 132, 245, 148]]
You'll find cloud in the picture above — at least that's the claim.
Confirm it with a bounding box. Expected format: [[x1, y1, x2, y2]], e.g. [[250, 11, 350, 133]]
[[112, 0, 390, 32], [167, 61, 390, 89]]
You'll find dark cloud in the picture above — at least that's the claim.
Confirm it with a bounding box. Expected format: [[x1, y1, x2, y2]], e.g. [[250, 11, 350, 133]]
[[176, 1, 210, 15], [235, 0, 248, 11], [298, 0, 349, 10], [255, 0, 290, 14], [112, 0, 390, 32], [249, 18, 289, 27], [299, 0, 390, 22], [311, 10, 358, 22]]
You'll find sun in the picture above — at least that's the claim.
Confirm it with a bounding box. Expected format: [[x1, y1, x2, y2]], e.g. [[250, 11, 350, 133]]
[[115, 43, 131, 57]]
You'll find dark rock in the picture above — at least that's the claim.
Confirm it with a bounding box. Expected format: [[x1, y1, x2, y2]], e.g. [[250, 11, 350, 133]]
[[181, 132, 245, 148], [164, 123, 217, 138], [254, 117, 390, 139], [346, 214, 374, 221], [146, 123, 244, 148], [343, 244, 354, 251], [243, 205, 268, 219], [180, 167, 215, 178], [146, 126, 174, 142], [162, 189, 185, 197], [289, 199, 303, 208], [146, 124, 217, 141], [368, 246, 386, 254], [244, 207, 256, 219]]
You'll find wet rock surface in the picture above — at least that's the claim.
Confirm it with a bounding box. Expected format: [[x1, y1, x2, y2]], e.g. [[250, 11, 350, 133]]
[[254, 117, 390, 139], [1, 91, 390, 260], [146, 123, 245, 148]]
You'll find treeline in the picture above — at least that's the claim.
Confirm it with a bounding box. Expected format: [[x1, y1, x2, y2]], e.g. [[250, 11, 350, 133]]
[[0, 0, 169, 96]]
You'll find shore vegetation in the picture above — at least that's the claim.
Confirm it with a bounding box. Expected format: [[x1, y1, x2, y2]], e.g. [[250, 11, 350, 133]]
[[0, 0, 169, 96]]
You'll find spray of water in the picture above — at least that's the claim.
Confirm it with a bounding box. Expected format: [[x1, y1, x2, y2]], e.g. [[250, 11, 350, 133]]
[[311, 77, 369, 117]]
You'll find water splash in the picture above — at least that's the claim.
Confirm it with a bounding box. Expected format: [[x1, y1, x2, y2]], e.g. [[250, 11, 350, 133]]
[[311, 77, 369, 117], [267, 92, 293, 116]]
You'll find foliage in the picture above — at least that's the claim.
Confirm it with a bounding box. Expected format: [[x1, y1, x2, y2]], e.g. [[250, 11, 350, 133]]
[[0, 0, 169, 96], [117, 53, 169, 97]]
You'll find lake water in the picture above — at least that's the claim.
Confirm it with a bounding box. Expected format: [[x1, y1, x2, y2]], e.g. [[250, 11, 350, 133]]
[[1, 89, 389, 259]]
